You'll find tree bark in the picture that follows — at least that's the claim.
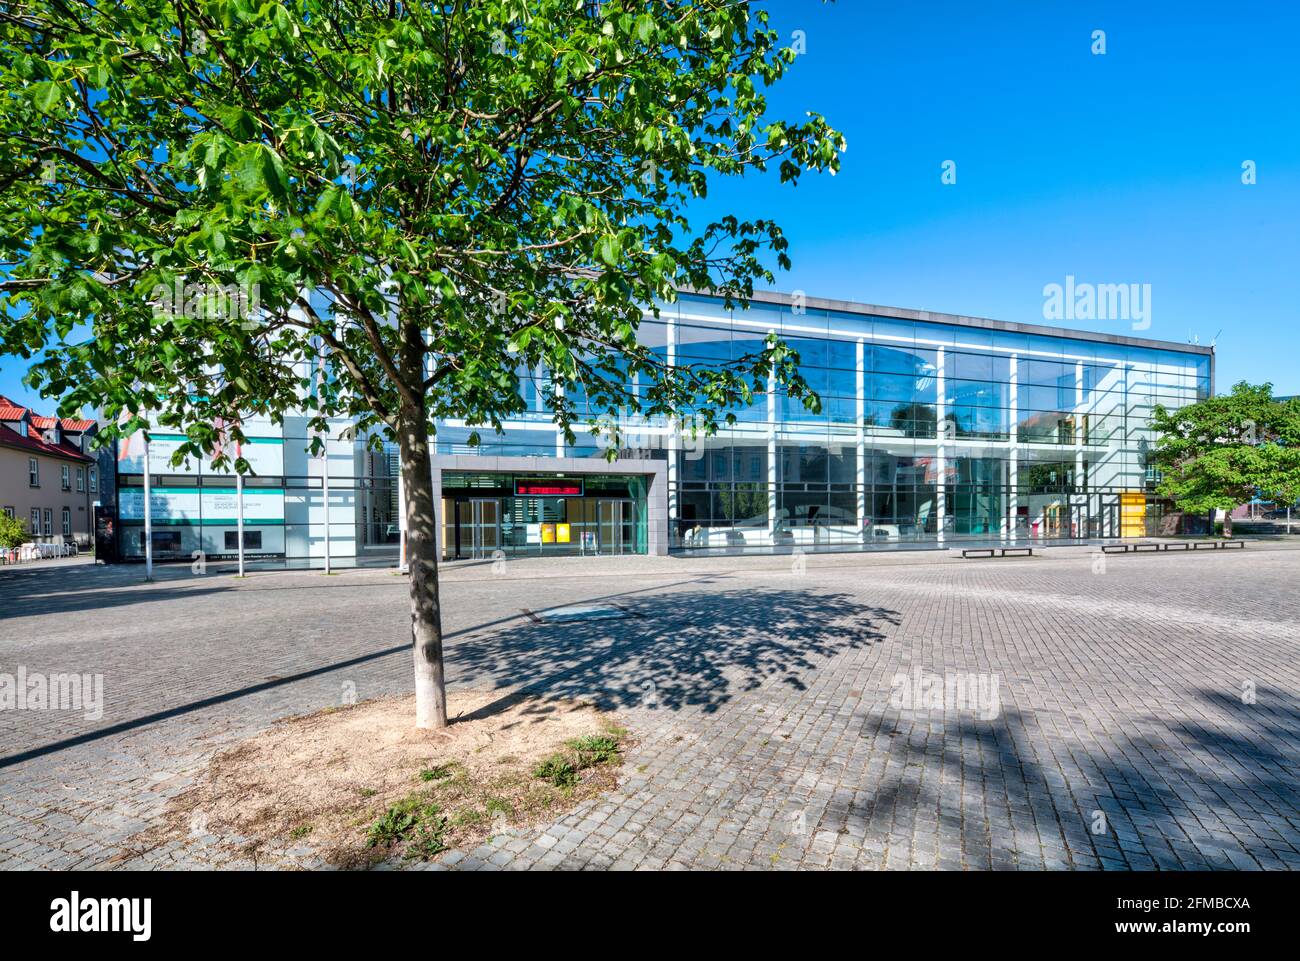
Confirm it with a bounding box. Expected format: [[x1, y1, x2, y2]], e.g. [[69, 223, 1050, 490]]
[[1223, 509, 1233, 538], [398, 404, 448, 729]]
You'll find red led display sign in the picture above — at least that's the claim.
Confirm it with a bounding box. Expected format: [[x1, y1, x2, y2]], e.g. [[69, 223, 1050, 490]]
[[514, 478, 584, 497]]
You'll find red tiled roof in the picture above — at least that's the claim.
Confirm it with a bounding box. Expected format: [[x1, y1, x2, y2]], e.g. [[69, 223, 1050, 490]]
[[0, 423, 92, 462], [0, 396, 95, 433]]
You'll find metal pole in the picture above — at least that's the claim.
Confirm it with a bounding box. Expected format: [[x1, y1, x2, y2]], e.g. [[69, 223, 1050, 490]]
[[142, 436, 153, 581], [236, 470, 245, 577]]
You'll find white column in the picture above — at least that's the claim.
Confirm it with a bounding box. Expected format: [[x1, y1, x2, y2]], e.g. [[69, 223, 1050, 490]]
[[1007, 353, 1018, 542], [398, 467, 408, 573], [1076, 360, 1086, 538], [766, 360, 778, 543], [322, 442, 332, 574], [143, 436, 153, 581], [236, 471, 245, 577], [666, 310, 679, 543], [554, 380, 565, 457], [855, 339, 866, 535], [935, 347, 947, 546]]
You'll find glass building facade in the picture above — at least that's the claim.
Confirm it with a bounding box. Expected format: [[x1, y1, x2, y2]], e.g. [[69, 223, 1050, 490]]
[[432, 290, 1213, 556], [110, 290, 1212, 566]]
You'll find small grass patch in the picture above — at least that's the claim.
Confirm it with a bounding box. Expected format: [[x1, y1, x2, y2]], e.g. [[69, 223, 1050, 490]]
[[289, 823, 313, 840], [532, 730, 624, 789], [484, 797, 513, 819], [418, 763, 459, 783], [532, 755, 579, 788], [367, 794, 444, 855]]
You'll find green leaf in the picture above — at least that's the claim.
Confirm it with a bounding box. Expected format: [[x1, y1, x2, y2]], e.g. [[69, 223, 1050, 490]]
[[595, 234, 621, 266], [30, 81, 62, 114]]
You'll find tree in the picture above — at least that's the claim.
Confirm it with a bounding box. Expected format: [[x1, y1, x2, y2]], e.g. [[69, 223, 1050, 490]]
[[0, 1, 842, 727], [0, 513, 30, 550], [1150, 382, 1300, 537]]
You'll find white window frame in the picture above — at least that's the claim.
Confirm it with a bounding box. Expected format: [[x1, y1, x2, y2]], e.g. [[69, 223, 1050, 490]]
[[61, 465, 70, 490], [30, 508, 40, 534], [43, 509, 52, 536], [28, 457, 38, 487], [89, 466, 98, 493], [61, 508, 71, 536], [76, 468, 85, 492]]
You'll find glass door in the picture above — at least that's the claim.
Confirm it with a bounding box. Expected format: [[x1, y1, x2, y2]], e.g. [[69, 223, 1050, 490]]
[[597, 499, 639, 554], [456, 498, 500, 558]]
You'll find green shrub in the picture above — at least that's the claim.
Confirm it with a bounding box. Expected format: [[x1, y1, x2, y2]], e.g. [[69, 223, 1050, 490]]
[[0, 514, 29, 550]]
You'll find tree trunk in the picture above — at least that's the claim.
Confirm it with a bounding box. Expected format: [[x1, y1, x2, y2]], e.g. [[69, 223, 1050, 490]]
[[398, 406, 448, 729], [1223, 509, 1233, 538]]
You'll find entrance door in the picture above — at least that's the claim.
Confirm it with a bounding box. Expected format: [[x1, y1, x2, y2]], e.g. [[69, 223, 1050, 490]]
[[597, 499, 638, 554], [456, 498, 499, 559]]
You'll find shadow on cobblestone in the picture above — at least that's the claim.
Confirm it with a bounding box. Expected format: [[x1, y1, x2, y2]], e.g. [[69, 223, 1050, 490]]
[[844, 688, 1300, 869], [449, 587, 899, 715]]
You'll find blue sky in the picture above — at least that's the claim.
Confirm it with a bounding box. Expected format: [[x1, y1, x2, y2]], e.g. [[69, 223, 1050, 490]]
[[3, 0, 1296, 412]]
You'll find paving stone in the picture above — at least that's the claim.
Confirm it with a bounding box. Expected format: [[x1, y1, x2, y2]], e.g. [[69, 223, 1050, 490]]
[[3, 546, 1300, 871]]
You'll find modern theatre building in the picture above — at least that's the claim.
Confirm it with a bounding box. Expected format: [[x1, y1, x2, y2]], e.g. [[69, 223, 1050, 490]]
[[431, 290, 1211, 560], [112, 289, 1212, 567]]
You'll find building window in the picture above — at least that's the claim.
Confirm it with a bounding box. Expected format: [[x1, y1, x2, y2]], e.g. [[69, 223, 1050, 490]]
[[61, 508, 71, 536], [28, 458, 38, 487], [139, 530, 182, 552], [30, 508, 40, 535], [2, 506, 14, 519], [76, 468, 85, 492], [61, 465, 70, 490], [42, 509, 52, 535], [224, 530, 262, 551], [89, 467, 98, 493]]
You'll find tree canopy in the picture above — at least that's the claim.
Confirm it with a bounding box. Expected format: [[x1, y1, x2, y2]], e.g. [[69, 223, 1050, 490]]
[[1, 0, 842, 460], [1150, 381, 1300, 518]]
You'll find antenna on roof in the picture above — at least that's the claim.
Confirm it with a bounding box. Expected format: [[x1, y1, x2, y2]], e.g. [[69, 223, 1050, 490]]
[[1209, 328, 1222, 348]]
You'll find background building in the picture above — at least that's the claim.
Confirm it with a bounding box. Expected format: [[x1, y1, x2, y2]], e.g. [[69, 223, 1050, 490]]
[[0, 395, 99, 548], [108, 290, 1213, 567], [112, 412, 399, 569]]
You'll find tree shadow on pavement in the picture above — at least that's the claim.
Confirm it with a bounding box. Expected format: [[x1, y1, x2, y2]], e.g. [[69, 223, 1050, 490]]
[[447, 587, 900, 715], [837, 685, 1300, 870]]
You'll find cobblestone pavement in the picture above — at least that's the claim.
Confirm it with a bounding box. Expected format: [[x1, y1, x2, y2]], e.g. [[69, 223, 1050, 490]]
[[2, 544, 1299, 871]]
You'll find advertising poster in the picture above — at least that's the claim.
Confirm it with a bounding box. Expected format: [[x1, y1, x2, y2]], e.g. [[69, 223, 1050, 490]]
[[117, 487, 201, 523], [118, 431, 285, 477], [200, 488, 286, 525]]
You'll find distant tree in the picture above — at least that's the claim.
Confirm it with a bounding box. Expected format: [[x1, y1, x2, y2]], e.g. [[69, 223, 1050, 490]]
[[0, 1, 841, 727], [0, 513, 30, 550], [1150, 382, 1300, 536]]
